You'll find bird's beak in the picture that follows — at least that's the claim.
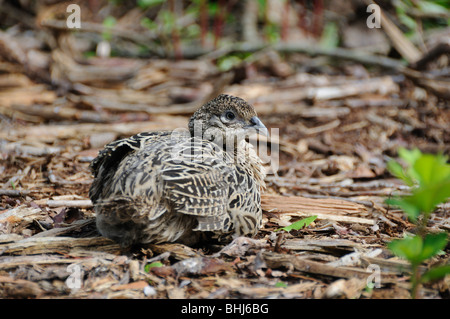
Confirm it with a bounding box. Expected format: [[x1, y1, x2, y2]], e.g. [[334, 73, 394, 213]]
[[247, 116, 269, 137]]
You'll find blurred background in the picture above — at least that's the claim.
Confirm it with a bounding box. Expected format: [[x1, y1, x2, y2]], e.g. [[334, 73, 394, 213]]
[[0, 0, 449, 299]]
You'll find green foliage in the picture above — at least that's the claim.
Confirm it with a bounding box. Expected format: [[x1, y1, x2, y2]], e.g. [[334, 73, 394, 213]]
[[263, 23, 281, 44], [137, 0, 165, 10], [216, 52, 253, 72], [388, 233, 447, 267], [102, 16, 117, 42], [217, 55, 242, 72], [141, 17, 158, 31], [160, 10, 176, 34], [274, 281, 288, 288], [320, 22, 339, 49], [276, 215, 317, 232], [108, 0, 124, 5], [416, 0, 450, 18], [421, 265, 450, 283], [139, 0, 203, 54], [394, 0, 450, 37], [386, 148, 450, 222], [144, 261, 164, 273], [386, 148, 450, 298], [184, 23, 201, 38]]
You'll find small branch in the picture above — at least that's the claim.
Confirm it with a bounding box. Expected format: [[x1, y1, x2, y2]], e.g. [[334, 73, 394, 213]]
[[46, 200, 93, 208], [185, 42, 405, 71], [39, 19, 158, 45], [0, 189, 33, 197]]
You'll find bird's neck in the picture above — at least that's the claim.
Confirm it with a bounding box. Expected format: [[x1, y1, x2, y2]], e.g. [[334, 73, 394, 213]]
[[229, 139, 266, 189]]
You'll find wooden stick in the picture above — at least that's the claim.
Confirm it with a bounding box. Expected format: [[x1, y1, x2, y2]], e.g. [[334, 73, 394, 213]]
[[186, 42, 406, 70], [263, 251, 396, 283], [0, 189, 32, 197], [46, 200, 93, 208], [262, 194, 376, 225], [9, 103, 118, 123], [32, 219, 95, 238], [0, 236, 120, 256], [376, 1, 422, 63]]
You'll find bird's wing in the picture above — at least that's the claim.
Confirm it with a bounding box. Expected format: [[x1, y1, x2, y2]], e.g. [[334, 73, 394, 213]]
[[89, 131, 170, 202], [160, 139, 234, 232], [90, 131, 170, 177]]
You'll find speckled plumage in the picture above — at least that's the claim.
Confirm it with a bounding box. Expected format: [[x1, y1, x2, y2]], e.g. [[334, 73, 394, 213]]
[[89, 94, 267, 246]]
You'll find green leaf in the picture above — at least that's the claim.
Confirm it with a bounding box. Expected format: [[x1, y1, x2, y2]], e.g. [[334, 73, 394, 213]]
[[217, 56, 242, 72], [141, 17, 157, 30], [263, 23, 280, 44], [386, 160, 414, 186], [276, 215, 317, 232], [398, 12, 417, 30], [409, 180, 450, 215], [385, 197, 421, 222], [388, 235, 423, 265], [387, 149, 450, 217], [144, 261, 163, 273], [320, 22, 339, 49], [275, 281, 288, 288], [419, 233, 448, 262], [137, 0, 164, 9], [102, 16, 116, 41], [421, 265, 450, 283], [398, 148, 422, 167], [160, 10, 176, 33], [413, 153, 450, 188], [388, 233, 448, 266], [419, 1, 449, 14]]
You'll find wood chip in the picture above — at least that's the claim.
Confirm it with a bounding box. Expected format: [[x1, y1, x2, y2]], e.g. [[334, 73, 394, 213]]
[[0, 236, 120, 256], [262, 194, 375, 225]]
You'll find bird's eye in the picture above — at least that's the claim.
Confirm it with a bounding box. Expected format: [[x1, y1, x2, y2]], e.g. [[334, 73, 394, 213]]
[[224, 111, 236, 121]]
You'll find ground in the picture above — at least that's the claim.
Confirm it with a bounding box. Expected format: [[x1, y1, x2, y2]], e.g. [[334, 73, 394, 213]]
[[1, 64, 448, 298], [0, 0, 449, 300]]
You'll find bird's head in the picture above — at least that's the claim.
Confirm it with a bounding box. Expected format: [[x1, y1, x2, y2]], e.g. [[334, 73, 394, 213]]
[[188, 94, 268, 145]]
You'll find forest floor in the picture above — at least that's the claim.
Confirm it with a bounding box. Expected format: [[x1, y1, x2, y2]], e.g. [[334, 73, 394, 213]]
[[1, 52, 449, 299], [0, 2, 450, 300]]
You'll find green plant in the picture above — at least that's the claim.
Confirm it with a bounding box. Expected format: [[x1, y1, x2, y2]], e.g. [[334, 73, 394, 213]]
[[102, 16, 117, 42], [387, 148, 450, 226], [319, 21, 339, 49], [274, 281, 288, 288], [144, 261, 164, 273], [276, 215, 317, 232], [137, 0, 165, 10], [386, 148, 450, 298], [394, 0, 450, 38]]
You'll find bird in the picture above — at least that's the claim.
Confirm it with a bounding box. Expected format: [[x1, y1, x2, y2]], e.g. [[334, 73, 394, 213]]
[[89, 94, 268, 247]]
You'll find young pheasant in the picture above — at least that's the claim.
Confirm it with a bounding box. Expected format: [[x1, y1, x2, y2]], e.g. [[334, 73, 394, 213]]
[[89, 94, 268, 247]]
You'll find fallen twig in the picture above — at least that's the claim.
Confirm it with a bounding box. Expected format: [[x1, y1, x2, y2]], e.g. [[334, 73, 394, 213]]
[[0, 189, 33, 197], [262, 251, 395, 282], [0, 236, 120, 256], [46, 199, 93, 208]]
